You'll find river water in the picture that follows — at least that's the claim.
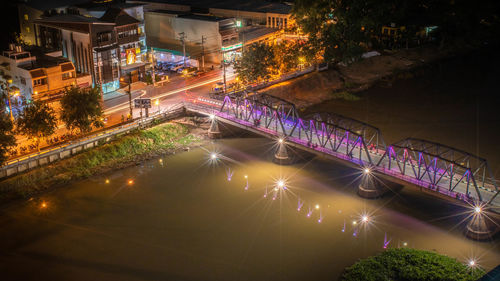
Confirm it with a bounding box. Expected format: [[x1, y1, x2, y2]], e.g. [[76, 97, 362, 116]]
[[0, 138, 498, 281]]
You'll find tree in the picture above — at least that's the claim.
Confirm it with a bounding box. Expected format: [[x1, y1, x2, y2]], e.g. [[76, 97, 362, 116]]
[[0, 78, 16, 164], [292, 0, 376, 63], [60, 86, 104, 134], [342, 248, 484, 281], [0, 113, 15, 164], [234, 42, 275, 84], [16, 100, 57, 151]]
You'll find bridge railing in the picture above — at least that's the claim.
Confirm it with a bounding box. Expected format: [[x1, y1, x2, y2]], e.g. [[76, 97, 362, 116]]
[[205, 95, 500, 209]]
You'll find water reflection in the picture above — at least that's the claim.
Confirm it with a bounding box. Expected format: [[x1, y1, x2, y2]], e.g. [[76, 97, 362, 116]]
[[0, 138, 498, 281]]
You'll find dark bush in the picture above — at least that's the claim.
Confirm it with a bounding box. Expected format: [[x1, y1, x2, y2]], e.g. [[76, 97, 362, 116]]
[[342, 248, 484, 281]]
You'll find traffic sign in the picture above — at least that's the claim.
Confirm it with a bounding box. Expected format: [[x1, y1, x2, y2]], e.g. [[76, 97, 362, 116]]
[[134, 98, 151, 108]]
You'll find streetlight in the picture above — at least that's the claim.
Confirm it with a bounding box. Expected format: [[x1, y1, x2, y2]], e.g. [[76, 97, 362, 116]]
[[155, 99, 160, 113], [122, 72, 133, 119]]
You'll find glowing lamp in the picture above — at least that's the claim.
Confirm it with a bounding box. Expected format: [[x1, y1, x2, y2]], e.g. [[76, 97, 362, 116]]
[[362, 215, 369, 222], [315, 204, 320, 210], [41, 202, 47, 208], [210, 153, 217, 159], [209, 114, 215, 120], [474, 206, 482, 214], [278, 138, 284, 143], [128, 179, 134, 185], [364, 168, 371, 174]]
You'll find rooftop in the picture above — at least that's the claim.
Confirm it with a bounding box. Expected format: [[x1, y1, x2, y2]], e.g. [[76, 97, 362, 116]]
[[35, 14, 114, 33], [147, 10, 231, 22], [240, 26, 279, 42], [18, 53, 73, 71], [100, 7, 140, 26], [74, 1, 144, 11], [141, 0, 292, 15]]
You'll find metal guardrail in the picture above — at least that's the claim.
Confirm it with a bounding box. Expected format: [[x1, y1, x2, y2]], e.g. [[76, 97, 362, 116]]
[[0, 103, 186, 179]]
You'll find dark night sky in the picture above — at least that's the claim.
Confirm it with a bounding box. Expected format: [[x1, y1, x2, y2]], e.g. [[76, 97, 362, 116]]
[[0, 0, 20, 50]]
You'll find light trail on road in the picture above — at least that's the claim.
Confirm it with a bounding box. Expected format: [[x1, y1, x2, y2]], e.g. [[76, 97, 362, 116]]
[[104, 73, 236, 115]]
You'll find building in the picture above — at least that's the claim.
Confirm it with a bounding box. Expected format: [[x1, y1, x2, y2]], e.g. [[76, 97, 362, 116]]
[[34, 14, 122, 93], [100, 7, 147, 81], [145, 10, 238, 66], [0, 45, 83, 102], [18, 0, 147, 50], [71, 2, 147, 56], [17, 0, 83, 46], [130, 0, 293, 29]]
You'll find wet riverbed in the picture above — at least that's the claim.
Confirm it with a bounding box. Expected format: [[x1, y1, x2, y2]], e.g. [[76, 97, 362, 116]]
[[0, 138, 498, 281]]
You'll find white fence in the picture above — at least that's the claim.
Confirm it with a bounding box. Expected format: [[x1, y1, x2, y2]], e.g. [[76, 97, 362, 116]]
[[0, 103, 186, 179]]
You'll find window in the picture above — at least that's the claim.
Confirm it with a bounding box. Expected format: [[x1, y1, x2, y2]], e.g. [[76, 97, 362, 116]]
[[26, 27, 30, 33], [97, 32, 111, 43], [24, 14, 29, 21], [62, 72, 73, 80]]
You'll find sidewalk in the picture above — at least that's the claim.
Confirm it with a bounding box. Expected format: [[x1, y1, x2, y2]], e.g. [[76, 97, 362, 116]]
[[103, 81, 149, 101]]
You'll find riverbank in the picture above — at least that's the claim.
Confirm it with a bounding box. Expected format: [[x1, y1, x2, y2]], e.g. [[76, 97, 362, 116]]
[[260, 45, 474, 108], [0, 120, 208, 206]]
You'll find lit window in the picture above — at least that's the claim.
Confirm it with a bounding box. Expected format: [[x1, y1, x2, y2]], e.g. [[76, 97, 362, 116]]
[[24, 14, 29, 21], [26, 27, 30, 33]]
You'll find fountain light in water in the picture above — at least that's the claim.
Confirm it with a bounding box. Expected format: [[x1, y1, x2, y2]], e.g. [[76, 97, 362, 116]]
[[297, 197, 304, 211], [383, 233, 391, 249], [226, 167, 234, 181]]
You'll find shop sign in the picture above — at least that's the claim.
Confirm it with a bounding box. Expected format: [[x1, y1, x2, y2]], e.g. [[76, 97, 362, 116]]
[[221, 43, 243, 52], [126, 48, 136, 65]]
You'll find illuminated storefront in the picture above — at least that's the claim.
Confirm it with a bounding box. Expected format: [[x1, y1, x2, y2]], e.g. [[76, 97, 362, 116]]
[[222, 42, 243, 63]]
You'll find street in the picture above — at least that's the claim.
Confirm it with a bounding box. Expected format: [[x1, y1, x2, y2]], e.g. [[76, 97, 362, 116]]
[[10, 66, 236, 159]]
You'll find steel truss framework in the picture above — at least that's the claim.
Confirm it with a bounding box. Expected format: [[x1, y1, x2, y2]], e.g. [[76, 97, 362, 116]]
[[376, 138, 499, 204], [220, 94, 385, 166], [216, 94, 500, 207]]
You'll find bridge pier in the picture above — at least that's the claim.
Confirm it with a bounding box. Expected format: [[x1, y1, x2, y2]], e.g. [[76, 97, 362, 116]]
[[207, 116, 221, 139], [465, 212, 499, 241], [358, 171, 390, 199], [274, 139, 292, 165]]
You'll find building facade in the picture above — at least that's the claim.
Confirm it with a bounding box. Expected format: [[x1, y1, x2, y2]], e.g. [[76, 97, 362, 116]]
[[34, 15, 122, 93], [130, 0, 292, 29], [145, 11, 238, 65], [0, 45, 81, 102], [100, 8, 147, 82]]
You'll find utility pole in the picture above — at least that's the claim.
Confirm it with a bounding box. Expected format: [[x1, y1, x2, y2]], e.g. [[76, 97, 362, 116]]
[[151, 48, 156, 87], [179, 32, 186, 67], [201, 35, 206, 71], [128, 72, 133, 119], [222, 53, 227, 93]]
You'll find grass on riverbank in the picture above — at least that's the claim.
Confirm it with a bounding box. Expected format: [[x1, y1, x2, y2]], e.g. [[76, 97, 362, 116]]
[[330, 90, 361, 101], [0, 122, 200, 203]]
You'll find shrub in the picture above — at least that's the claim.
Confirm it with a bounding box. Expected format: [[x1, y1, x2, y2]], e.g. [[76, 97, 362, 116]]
[[342, 248, 484, 281], [330, 91, 361, 101]]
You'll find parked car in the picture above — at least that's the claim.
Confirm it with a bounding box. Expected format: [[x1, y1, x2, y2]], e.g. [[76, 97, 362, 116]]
[[211, 82, 224, 93], [182, 67, 198, 76]]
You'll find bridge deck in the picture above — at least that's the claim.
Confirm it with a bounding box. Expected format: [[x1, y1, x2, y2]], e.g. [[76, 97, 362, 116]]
[[187, 99, 499, 212]]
